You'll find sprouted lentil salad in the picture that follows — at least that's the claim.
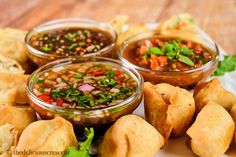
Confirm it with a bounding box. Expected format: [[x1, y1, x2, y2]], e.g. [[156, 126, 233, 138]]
[[29, 28, 112, 57], [124, 38, 214, 71], [32, 63, 137, 109]]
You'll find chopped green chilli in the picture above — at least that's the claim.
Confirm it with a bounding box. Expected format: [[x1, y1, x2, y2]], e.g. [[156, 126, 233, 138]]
[[33, 62, 137, 109]]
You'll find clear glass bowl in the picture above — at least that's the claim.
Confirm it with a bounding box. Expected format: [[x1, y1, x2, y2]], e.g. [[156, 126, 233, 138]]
[[27, 57, 143, 127], [25, 18, 117, 66], [118, 31, 219, 88]]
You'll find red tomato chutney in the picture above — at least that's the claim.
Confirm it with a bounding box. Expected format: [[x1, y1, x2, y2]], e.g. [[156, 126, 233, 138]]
[[123, 38, 215, 71], [32, 63, 137, 109]]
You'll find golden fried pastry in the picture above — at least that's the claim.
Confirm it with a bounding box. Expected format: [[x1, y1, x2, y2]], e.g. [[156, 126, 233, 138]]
[[143, 82, 195, 140], [0, 124, 18, 157], [0, 72, 29, 105], [14, 117, 77, 157], [111, 15, 151, 57], [0, 28, 30, 72], [0, 55, 24, 74], [157, 13, 196, 32], [187, 102, 234, 157], [194, 78, 236, 112], [0, 104, 36, 134], [98, 115, 164, 157]]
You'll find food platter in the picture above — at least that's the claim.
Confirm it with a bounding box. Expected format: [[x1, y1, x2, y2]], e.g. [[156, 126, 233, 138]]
[[1, 14, 236, 157]]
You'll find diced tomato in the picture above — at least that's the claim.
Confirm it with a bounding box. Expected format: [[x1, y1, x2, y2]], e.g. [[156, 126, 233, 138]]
[[115, 69, 122, 76], [37, 93, 53, 103], [92, 70, 105, 76], [156, 56, 168, 67], [186, 41, 193, 48], [137, 46, 148, 55], [56, 98, 63, 106], [117, 79, 122, 85], [194, 45, 203, 54], [149, 55, 160, 70]]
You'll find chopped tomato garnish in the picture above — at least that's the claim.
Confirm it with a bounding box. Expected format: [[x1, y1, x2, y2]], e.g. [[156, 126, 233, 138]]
[[194, 45, 203, 54], [92, 70, 105, 76], [37, 93, 53, 103], [156, 56, 168, 67], [149, 55, 160, 70], [138, 46, 148, 55], [115, 69, 122, 76], [117, 79, 122, 85], [56, 98, 63, 106]]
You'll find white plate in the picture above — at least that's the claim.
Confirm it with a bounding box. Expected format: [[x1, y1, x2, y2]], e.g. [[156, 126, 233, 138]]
[[131, 23, 236, 157]]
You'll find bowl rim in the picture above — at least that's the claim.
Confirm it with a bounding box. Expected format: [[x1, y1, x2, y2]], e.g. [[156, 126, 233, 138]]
[[118, 31, 220, 75], [25, 17, 118, 58], [27, 56, 144, 115]]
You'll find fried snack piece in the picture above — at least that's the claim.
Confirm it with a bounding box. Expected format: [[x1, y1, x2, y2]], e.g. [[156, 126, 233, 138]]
[[0, 72, 29, 105], [157, 13, 196, 32], [0, 124, 18, 157], [194, 78, 236, 112], [14, 117, 78, 157], [0, 28, 30, 72], [0, 55, 24, 74], [187, 102, 234, 157], [111, 15, 151, 57], [143, 82, 195, 141], [98, 115, 164, 157], [0, 104, 36, 134]]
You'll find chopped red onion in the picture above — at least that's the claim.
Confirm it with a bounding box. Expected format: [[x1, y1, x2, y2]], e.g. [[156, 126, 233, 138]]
[[110, 88, 120, 93], [78, 84, 95, 91]]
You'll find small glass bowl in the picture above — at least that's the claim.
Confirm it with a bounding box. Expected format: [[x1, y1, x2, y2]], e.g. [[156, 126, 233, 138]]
[[118, 31, 219, 88], [27, 57, 143, 127], [25, 18, 117, 66]]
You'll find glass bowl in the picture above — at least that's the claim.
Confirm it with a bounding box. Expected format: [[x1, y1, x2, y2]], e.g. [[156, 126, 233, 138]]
[[27, 57, 143, 127], [25, 18, 117, 66], [118, 31, 219, 88]]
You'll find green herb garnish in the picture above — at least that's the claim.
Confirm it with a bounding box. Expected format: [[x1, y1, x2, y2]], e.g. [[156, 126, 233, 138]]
[[78, 41, 86, 46], [75, 73, 84, 79], [105, 71, 115, 77], [148, 47, 163, 55], [180, 47, 194, 56], [213, 55, 236, 76], [69, 43, 78, 50], [64, 33, 77, 40], [64, 128, 94, 157], [51, 91, 62, 99], [100, 78, 117, 86], [39, 87, 44, 93], [32, 76, 43, 84], [177, 54, 194, 66], [40, 45, 52, 52]]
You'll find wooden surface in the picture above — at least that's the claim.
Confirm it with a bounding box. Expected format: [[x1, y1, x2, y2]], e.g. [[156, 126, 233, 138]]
[[0, 0, 235, 54]]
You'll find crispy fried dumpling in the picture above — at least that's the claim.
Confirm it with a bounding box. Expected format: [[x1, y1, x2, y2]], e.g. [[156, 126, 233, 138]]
[[0, 104, 36, 134], [143, 82, 195, 141], [0, 28, 30, 72], [187, 102, 234, 157], [98, 115, 164, 157], [0, 124, 18, 157], [0, 55, 24, 74], [0, 73, 29, 105], [194, 78, 236, 112], [14, 117, 78, 157]]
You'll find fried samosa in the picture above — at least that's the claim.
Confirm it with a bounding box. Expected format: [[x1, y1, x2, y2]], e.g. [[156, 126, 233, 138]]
[[194, 78, 236, 112], [0, 55, 24, 74], [98, 115, 164, 157], [143, 82, 195, 141], [187, 102, 234, 157], [0, 73, 29, 105], [14, 117, 77, 157], [0, 104, 36, 134], [0, 124, 18, 157], [0, 28, 31, 72]]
